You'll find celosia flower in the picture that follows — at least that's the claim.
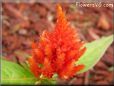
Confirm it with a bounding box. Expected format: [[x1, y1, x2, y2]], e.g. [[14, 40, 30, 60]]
[[28, 4, 86, 79]]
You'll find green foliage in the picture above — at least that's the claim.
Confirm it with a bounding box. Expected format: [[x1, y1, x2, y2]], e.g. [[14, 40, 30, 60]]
[[76, 35, 113, 73], [1, 59, 37, 85], [1, 59, 56, 85]]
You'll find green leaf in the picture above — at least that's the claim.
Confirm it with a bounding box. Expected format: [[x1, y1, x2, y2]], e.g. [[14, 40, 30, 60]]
[[1, 59, 56, 85], [1, 59, 37, 85], [76, 35, 113, 73]]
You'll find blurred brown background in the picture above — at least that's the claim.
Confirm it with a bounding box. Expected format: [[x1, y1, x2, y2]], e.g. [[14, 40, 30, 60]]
[[2, 2, 114, 85]]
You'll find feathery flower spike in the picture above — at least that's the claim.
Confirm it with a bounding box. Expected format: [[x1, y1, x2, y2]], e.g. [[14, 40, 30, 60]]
[[28, 4, 86, 79]]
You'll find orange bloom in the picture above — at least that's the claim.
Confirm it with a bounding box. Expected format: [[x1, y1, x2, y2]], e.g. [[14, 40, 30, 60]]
[[28, 4, 86, 79]]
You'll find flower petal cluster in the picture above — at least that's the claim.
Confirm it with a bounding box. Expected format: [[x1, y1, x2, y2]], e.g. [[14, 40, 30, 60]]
[[28, 4, 86, 79]]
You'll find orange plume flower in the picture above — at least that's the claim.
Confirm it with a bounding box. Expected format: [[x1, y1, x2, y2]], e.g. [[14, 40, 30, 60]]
[[28, 4, 86, 79]]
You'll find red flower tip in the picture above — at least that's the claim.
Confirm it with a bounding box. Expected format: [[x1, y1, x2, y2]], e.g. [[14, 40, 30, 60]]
[[28, 4, 86, 79]]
